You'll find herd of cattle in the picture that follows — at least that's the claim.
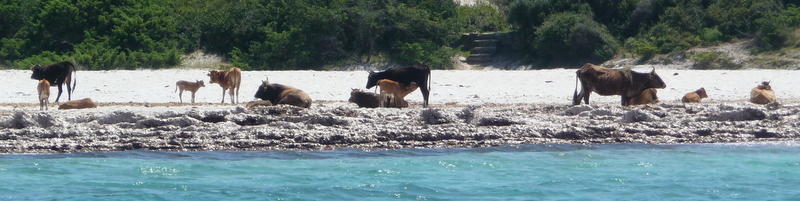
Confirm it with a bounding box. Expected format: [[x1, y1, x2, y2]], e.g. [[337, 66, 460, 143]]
[[572, 63, 777, 106], [28, 62, 778, 111]]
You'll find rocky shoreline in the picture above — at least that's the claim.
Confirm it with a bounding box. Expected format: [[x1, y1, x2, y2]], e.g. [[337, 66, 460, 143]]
[[1, 101, 798, 154]]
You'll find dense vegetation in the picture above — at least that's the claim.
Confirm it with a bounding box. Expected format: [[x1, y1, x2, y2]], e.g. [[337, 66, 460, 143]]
[[1, 0, 799, 70]]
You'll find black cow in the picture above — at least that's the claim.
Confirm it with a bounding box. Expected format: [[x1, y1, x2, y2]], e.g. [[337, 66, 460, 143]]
[[366, 64, 431, 107], [31, 61, 77, 102]]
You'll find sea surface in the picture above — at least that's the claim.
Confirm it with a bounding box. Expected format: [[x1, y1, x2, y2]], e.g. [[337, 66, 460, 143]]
[[1, 143, 799, 200]]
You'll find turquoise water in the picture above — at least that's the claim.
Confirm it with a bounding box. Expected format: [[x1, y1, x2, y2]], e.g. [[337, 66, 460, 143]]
[[1, 143, 799, 200]]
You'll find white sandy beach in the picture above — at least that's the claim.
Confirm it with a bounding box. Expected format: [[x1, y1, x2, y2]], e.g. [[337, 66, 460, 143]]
[[1, 67, 797, 106], [1, 67, 798, 154]]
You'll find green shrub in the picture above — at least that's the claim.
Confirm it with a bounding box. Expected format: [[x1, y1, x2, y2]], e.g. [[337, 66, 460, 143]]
[[690, 52, 741, 69], [534, 13, 619, 65], [457, 4, 509, 33], [699, 28, 725, 43]]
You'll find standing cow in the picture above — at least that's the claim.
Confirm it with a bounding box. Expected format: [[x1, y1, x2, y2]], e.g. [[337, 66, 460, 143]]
[[207, 67, 242, 104], [175, 80, 205, 103], [366, 64, 431, 107], [30, 61, 77, 102], [37, 80, 51, 110], [573, 63, 666, 106], [254, 79, 312, 108]]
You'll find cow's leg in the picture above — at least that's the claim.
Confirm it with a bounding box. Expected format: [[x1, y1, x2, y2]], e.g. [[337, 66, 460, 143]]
[[621, 96, 630, 106], [55, 84, 64, 102], [420, 85, 430, 108], [191, 91, 196, 103], [580, 82, 591, 105], [178, 90, 184, 103], [66, 79, 72, 101], [235, 86, 240, 104], [228, 88, 235, 104], [220, 88, 227, 103]]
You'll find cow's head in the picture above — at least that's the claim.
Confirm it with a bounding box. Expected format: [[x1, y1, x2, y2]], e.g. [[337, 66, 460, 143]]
[[696, 87, 708, 98], [647, 68, 666, 89], [365, 71, 378, 89], [254, 80, 277, 101], [758, 81, 772, 90], [207, 70, 220, 83], [30, 64, 45, 80], [196, 80, 205, 87]]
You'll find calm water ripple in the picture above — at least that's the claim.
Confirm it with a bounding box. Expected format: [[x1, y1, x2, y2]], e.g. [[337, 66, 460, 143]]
[[1, 142, 799, 200]]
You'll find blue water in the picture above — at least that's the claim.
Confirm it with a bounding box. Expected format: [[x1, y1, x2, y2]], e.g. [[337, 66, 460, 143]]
[[1, 143, 799, 200]]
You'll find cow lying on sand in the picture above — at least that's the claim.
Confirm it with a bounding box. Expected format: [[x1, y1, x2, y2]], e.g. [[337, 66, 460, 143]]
[[573, 63, 666, 106], [254, 80, 312, 108], [37, 80, 50, 110], [349, 89, 382, 108], [175, 80, 205, 103], [31, 61, 77, 102], [682, 87, 708, 103], [377, 79, 418, 108], [366, 64, 431, 107], [58, 98, 97, 110], [207, 67, 241, 104], [629, 88, 659, 105], [750, 81, 777, 104]]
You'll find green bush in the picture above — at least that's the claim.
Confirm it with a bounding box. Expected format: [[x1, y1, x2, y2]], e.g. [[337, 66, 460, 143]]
[[690, 52, 741, 69], [457, 4, 509, 33], [699, 28, 726, 44], [625, 37, 658, 60], [534, 13, 619, 65]]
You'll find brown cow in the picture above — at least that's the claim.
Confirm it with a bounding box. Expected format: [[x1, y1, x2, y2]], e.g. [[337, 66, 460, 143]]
[[682, 87, 708, 103], [349, 89, 382, 108], [750, 81, 777, 104], [629, 88, 659, 105], [376, 79, 418, 108], [207, 67, 242, 104], [175, 80, 205, 103], [573, 63, 666, 106], [254, 80, 312, 108], [58, 98, 97, 110], [37, 80, 50, 110]]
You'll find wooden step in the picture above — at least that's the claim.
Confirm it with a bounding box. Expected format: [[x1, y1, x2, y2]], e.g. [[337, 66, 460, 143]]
[[470, 46, 497, 54], [473, 39, 497, 46], [467, 54, 494, 63], [475, 33, 499, 40]]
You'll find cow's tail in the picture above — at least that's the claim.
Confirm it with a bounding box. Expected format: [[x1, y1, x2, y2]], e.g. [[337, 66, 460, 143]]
[[69, 62, 77, 93], [427, 71, 431, 105], [573, 74, 580, 105]]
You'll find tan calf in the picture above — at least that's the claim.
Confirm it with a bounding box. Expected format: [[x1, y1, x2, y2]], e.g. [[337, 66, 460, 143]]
[[628, 88, 659, 105], [245, 100, 273, 108], [682, 87, 708, 103], [750, 81, 777, 104], [37, 79, 50, 110], [376, 79, 418, 108], [58, 98, 98, 110], [175, 80, 205, 103], [207, 67, 242, 104]]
